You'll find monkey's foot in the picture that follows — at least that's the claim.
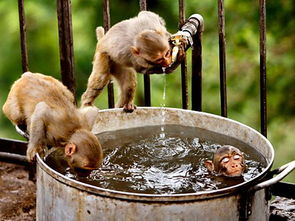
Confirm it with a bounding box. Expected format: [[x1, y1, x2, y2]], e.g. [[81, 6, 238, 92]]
[[123, 103, 137, 113]]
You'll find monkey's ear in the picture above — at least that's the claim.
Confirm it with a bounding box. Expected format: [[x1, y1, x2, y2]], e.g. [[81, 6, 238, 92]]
[[131, 46, 140, 56], [65, 143, 77, 156], [204, 160, 214, 172]]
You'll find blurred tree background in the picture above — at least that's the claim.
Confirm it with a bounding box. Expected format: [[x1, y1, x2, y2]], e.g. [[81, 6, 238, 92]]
[[0, 0, 294, 182]]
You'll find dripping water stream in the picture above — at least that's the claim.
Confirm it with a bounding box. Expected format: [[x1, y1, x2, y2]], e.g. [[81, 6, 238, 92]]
[[160, 75, 166, 140]]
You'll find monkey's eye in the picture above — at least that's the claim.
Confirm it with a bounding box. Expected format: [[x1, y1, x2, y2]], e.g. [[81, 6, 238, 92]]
[[233, 154, 241, 160], [154, 58, 164, 64], [221, 157, 229, 163]]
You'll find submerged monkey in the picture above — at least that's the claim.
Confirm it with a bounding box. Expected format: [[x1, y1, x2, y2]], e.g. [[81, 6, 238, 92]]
[[204, 145, 246, 177], [81, 11, 178, 112], [2, 72, 103, 170]]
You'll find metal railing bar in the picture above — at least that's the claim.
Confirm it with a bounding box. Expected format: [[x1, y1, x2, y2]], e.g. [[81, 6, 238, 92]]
[[179, 0, 189, 109], [259, 0, 267, 137], [139, 0, 151, 107], [56, 0, 76, 98], [217, 0, 228, 117], [103, 0, 115, 108], [17, 0, 29, 72], [191, 32, 202, 111]]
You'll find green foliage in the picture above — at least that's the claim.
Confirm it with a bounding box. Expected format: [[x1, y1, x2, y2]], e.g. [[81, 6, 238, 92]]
[[0, 1, 294, 182]]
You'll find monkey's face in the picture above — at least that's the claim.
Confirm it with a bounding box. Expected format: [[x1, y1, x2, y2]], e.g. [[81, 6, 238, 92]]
[[68, 150, 101, 171], [141, 48, 172, 67], [132, 30, 172, 69], [216, 152, 245, 177], [205, 145, 246, 177]]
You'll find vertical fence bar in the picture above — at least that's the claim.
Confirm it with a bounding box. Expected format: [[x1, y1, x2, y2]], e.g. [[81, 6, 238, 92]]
[[139, 0, 151, 106], [217, 0, 228, 117], [17, 0, 29, 72], [56, 0, 76, 98], [17, 0, 35, 180], [191, 32, 202, 111], [103, 0, 115, 108], [139, 0, 147, 11], [259, 0, 267, 137], [179, 0, 188, 109]]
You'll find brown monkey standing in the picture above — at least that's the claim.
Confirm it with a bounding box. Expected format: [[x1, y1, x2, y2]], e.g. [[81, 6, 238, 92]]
[[2, 72, 103, 170], [81, 11, 173, 112]]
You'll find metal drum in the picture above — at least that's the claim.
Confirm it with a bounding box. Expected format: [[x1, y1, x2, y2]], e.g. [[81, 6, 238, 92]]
[[36, 107, 295, 221]]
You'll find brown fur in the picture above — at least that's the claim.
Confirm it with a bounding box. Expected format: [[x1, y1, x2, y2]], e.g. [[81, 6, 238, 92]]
[[81, 11, 172, 112], [2, 72, 103, 170]]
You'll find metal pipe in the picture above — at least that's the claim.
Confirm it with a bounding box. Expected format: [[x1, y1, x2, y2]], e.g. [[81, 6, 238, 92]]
[[0, 152, 29, 166], [218, 0, 228, 117], [17, 0, 29, 72], [0, 138, 28, 155], [189, 15, 204, 111], [0, 138, 31, 168], [103, 0, 115, 108], [139, 0, 151, 107], [56, 0, 76, 99], [259, 0, 267, 137], [191, 33, 202, 111], [179, 0, 188, 109]]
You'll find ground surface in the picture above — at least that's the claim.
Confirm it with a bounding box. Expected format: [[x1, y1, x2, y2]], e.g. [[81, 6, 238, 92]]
[[0, 162, 36, 221]]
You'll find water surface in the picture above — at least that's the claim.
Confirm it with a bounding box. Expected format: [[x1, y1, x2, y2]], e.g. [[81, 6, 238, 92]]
[[45, 125, 266, 194]]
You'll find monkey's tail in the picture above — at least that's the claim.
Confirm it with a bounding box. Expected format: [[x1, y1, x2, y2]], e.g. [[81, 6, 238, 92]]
[[96, 27, 105, 41]]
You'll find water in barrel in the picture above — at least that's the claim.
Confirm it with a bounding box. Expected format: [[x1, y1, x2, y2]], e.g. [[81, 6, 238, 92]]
[[45, 125, 266, 194]]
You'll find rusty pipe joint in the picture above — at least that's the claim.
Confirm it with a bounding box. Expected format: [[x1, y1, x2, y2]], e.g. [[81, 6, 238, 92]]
[[184, 14, 204, 34], [171, 14, 204, 49], [169, 14, 204, 65]]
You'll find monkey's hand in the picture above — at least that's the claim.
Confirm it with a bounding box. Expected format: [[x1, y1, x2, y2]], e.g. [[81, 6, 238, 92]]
[[169, 32, 188, 63], [163, 42, 186, 74], [26, 143, 43, 162]]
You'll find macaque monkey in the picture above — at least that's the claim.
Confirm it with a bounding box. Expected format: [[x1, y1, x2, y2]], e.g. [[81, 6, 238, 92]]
[[2, 72, 103, 170], [204, 145, 246, 177], [81, 11, 174, 112]]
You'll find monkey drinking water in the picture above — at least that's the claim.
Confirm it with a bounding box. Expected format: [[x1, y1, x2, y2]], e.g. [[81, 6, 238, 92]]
[[81, 11, 176, 112], [2, 72, 103, 170], [204, 145, 246, 177]]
